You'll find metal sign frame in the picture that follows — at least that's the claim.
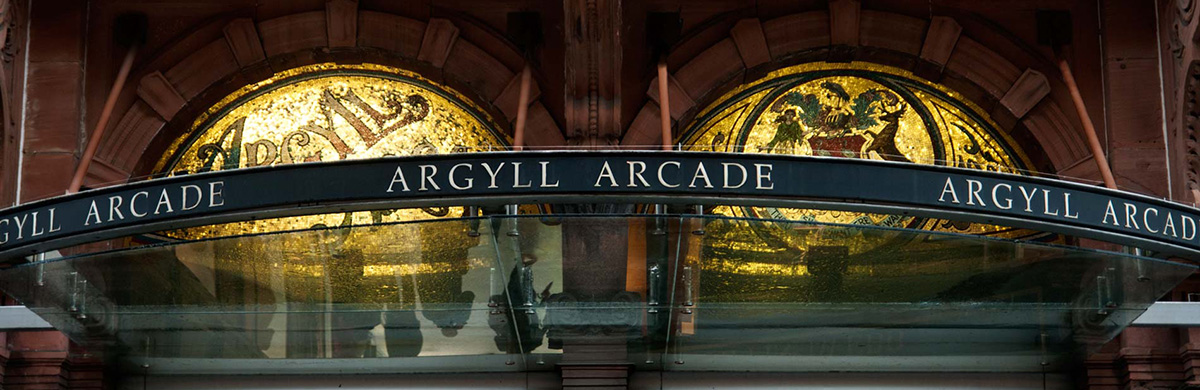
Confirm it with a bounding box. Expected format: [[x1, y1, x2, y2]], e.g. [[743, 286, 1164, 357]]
[[1, 151, 1198, 261]]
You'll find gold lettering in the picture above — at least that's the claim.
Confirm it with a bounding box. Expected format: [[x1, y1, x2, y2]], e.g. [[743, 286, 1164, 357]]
[[243, 139, 278, 167]]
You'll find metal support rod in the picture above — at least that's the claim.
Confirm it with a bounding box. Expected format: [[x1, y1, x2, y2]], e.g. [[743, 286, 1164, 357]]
[[76, 279, 88, 319], [34, 252, 45, 287], [68, 46, 138, 193], [1131, 247, 1151, 282], [488, 267, 502, 314], [512, 65, 532, 151], [505, 204, 520, 236], [520, 264, 536, 314], [1057, 58, 1117, 190], [1039, 332, 1049, 366], [682, 265, 694, 310], [68, 272, 79, 312], [657, 60, 673, 151], [673, 329, 684, 364], [467, 206, 481, 237], [1153, 2, 1175, 200], [142, 336, 152, 369], [648, 263, 662, 311], [652, 204, 666, 235], [1104, 267, 1116, 308]]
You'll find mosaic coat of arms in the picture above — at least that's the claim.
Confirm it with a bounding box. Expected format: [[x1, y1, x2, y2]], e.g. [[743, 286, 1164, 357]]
[[680, 62, 1041, 253]]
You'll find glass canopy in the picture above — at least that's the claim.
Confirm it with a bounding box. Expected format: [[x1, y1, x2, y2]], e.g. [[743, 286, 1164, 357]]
[[0, 214, 1190, 375]]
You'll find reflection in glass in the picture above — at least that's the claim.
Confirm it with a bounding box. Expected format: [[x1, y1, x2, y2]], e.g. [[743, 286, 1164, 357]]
[[0, 215, 1190, 374]]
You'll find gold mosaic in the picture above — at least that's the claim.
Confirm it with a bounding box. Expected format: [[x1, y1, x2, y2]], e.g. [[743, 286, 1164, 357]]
[[157, 64, 509, 240], [680, 62, 1045, 257]]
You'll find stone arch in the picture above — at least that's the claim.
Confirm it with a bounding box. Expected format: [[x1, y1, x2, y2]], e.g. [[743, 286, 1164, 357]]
[[622, 2, 1091, 176], [1181, 61, 1200, 202], [0, 0, 21, 207], [84, 1, 563, 187], [1173, 0, 1200, 203]]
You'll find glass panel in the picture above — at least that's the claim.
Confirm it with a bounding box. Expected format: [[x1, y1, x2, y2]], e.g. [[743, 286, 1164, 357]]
[[486, 214, 566, 368], [663, 216, 1195, 372], [0, 214, 1192, 375], [1, 218, 527, 373]]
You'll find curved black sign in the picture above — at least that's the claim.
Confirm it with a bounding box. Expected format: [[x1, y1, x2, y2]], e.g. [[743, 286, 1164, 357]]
[[1, 151, 1198, 261]]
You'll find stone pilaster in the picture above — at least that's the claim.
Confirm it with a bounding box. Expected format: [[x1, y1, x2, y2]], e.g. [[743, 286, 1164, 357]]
[[4, 331, 69, 390], [1180, 328, 1200, 389], [63, 343, 104, 390], [1119, 328, 1185, 390]]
